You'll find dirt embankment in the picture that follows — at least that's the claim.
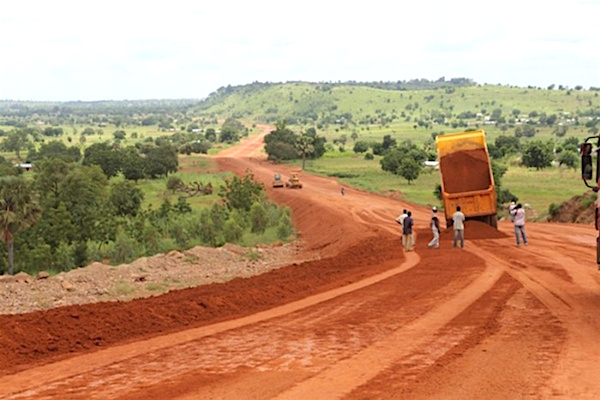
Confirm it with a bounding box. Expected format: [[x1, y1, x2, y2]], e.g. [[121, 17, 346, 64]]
[[0, 234, 403, 375], [547, 192, 596, 224]]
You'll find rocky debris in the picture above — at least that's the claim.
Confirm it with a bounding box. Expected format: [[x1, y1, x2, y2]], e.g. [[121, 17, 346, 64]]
[[0, 242, 303, 315], [37, 271, 50, 280]]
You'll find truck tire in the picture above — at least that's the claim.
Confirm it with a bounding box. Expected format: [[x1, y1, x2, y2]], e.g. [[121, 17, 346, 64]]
[[489, 215, 498, 229]]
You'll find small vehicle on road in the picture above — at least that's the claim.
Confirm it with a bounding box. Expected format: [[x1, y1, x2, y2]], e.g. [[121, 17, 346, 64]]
[[272, 173, 284, 188]]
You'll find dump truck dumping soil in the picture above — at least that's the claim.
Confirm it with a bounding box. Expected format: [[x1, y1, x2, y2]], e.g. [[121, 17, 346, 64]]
[[439, 148, 492, 194]]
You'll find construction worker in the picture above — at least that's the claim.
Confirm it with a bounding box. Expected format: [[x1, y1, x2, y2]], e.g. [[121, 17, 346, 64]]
[[452, 205, 465, 248], [396, 209, 408, 247], [428, 206, 440, 248], [402, 211, 414, 252], [510, 203, 528, 246]]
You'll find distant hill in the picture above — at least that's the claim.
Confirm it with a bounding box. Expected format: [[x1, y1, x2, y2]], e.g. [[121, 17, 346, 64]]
[[2, 79, 598, 138], [192, 80, 600, 135]]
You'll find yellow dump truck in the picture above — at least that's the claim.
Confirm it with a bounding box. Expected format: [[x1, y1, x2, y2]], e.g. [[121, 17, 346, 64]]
[[436, 130, 497, 228]]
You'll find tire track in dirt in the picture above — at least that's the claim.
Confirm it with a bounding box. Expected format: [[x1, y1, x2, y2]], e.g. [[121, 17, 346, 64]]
[[271, 260, 504, 400], [469, 239, 600, 399]]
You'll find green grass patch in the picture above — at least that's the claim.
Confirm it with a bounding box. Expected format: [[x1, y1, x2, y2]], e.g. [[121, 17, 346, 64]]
[[502, 165, 584, 219], [303, 153, 440, 207]]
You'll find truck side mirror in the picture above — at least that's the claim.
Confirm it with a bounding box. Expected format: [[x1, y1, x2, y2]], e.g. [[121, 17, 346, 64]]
[[581, 143, 593, 180]]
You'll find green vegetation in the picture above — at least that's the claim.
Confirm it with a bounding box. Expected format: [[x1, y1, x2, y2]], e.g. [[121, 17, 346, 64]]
[[1, 80, 599, 275]]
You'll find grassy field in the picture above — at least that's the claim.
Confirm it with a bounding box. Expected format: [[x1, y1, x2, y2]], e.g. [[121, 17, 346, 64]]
[[298, 151, 587, 222]]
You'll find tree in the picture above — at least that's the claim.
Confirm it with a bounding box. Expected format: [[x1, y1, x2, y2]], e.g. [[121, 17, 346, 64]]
[[83, 142, 123, 178], [521, 140, 553, 169], [353, 141, 369, 153], [515, 125, 536, 138], [490, 108, 502, 121], [382, 134, 397, 151], [113, 130, 126, 140], [557, 151, 578, 169], [219, 171, 264, 212], [553, 125, 568, 137], [397, 158, 421, 184], [60, 165, 111, 243], [28, 140, 81, 163], [0, 177, 41, 275], [110, 181, 144, 217], [1, 130, 30, 160], [494, 135, 521, 156], [33, 158, 72, 206], [145, 144, 178, 178], [121, 147, 147, 183], [219, 126, 239, 143], [167, 176, 184, 193], [264, 121, 298, 161], [205, 128, 217, 142], [380, 141, 426, 181], [295, 131, 315, 170], [42, 127, 64, 137]]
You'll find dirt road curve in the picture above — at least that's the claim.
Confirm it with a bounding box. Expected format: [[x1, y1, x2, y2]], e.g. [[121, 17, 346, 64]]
[[1, 125, 600, 399]]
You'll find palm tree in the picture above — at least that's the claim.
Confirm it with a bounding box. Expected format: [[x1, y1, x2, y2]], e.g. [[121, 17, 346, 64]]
[[295, 133, 314, 171], [0, 176, 41, 275]]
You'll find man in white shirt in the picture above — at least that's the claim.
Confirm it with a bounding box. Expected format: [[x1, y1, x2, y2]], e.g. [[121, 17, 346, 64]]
[[510, 203, 528, 246], [396, 209, 408, 247], [452, 206, 465, 248], [428, 206, 440, 249]]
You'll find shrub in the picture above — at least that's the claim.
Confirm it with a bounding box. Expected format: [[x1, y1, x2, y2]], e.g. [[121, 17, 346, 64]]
[[223, 218, 244, 242], [55, 242, 75, 271], [250, 202, 268, 234], [277, 212, 294, 241], [111, 229, 140, 264]]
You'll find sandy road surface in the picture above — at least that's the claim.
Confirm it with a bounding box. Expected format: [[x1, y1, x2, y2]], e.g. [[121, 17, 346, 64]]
[[1, 125, 600, 399]]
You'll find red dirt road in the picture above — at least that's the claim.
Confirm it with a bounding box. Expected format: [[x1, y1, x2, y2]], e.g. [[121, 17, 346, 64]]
[[1, 125, 600, 399]]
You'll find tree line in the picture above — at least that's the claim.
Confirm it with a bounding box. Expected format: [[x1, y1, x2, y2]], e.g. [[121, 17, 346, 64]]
[[0, 158, 294, 275]]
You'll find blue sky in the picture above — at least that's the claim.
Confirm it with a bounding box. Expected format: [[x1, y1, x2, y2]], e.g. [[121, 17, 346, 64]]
[[1, 0, 598, 101]]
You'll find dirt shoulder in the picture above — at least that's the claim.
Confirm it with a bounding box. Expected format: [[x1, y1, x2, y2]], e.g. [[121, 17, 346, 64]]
[[0, 243, 301, 315]]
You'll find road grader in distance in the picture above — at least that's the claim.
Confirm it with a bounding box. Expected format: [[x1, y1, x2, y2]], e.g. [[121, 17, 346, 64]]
[[285, 172, 303, 189]]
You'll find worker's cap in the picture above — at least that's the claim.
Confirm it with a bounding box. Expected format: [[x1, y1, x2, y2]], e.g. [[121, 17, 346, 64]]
[[432, 206, 437, 212]]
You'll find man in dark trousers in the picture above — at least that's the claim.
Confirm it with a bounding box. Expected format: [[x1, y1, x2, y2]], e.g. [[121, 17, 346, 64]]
[[402, 211, 414, 252]]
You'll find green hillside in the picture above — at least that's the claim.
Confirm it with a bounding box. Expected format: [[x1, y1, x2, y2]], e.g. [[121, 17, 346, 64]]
[[194, 81, 599, 145]]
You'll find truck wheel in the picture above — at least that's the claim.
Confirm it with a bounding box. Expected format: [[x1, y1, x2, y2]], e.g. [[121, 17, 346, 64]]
[[490, 215, 498, 229], [446, 219, 452, 230]]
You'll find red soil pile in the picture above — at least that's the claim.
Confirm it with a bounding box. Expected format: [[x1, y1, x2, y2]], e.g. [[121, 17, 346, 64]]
[[440, 220, 508, 240], [440, 149, 492, 193]]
